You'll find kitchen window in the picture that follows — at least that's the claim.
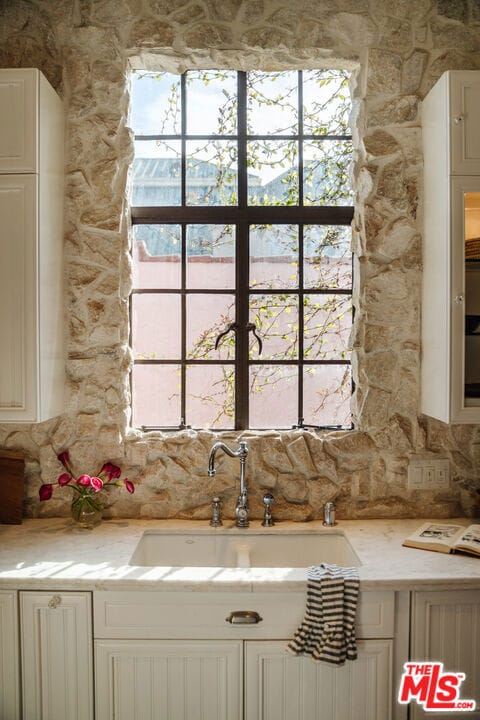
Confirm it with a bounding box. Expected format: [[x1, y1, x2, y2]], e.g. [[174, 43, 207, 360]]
[[130, 69, 354, 431]]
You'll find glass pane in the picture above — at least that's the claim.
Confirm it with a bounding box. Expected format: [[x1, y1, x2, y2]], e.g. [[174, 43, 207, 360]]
[[250, 294, 298, 360], [132, 140, 181, 206], [464, 192, 480, 398], [247, 140, 298, 205], [187, 294, 235, 360], [247, 71, 298, 135], [249, 365, 297, 428], [131, 364, 181, 427], [131, 294, 181, 360], [186, 70, 237, 135], [186, 140, 237, 205], [304, 294, 351, 361], [187, 225, 235, 289], [303, 365, 351, 427], [303, 140, 353, 206], [186, 364, 235, 429], [304, 225, 352, 290], [303, 70, 350, 136], [132, 225, 181, 290], [130, 71, 181, 135], [249, 225, 298, 290]]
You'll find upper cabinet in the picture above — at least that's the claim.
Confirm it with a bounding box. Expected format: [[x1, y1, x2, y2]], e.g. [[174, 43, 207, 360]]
[[0, 69, 64, 422], [422, 71, 480, 423]]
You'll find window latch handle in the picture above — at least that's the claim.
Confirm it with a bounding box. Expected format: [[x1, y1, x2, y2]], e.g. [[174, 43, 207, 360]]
[[246, 323, 263, 356], [214, 322, 239, 350]]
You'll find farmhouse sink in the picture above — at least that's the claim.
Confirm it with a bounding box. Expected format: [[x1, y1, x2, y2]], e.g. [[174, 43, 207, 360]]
[[129, 529, 361, 568]]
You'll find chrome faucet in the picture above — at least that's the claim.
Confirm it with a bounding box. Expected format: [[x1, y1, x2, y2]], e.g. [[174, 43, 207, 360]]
[[208, 440, 249, 527]]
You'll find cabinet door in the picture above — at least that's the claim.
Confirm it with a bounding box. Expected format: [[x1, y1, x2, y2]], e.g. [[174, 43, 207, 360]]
[[95, 639, 242, 720], [245, 639, 392, 720], [450, 71, 480, 174], [20, 591, 94, 720], [411, 590, 480, 720], [0, 174, 38, 420], [0, 69, 37, 172], [0, 590, 20, 719]]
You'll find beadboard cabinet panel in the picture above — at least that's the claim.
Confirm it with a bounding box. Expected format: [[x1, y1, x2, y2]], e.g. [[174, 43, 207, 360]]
[[95, 639, 242, 720], [0, 590, 20, 720], [20, 591, 94, 720], [410, 590, 480, 720], [245, 639, 393, 720]]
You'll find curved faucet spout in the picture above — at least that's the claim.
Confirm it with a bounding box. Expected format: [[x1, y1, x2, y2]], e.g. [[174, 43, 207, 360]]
[[207, 440, 249, 527]]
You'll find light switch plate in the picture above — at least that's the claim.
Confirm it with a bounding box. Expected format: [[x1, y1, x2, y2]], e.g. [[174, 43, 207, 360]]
[[407, 458, 450, 491]]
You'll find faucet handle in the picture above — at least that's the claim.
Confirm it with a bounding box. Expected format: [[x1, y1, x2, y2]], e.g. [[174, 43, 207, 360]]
[[210, 497, 223, 527], [262, 493, 275, 527]]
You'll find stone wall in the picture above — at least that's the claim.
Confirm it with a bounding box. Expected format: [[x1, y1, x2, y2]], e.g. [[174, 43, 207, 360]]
[[1, 0, 480, 521]]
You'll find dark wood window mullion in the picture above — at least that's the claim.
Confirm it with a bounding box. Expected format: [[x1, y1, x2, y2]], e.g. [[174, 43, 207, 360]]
[[180, 223, 187, 426], [236, 71, 249, 430]]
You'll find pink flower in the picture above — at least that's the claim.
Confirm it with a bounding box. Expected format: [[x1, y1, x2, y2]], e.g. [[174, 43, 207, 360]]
[[57, 451, 73, 473], [39, 484, 54, 501], [124, 479, 135, 494], [77, 474, 92, 486], [99, 462, 121, 481], [90, 476, 103, 492], [57, 472, 72, 486]]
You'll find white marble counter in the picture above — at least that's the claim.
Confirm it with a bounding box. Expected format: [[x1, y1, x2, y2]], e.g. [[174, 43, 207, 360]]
[[1, 517, 480, 592]]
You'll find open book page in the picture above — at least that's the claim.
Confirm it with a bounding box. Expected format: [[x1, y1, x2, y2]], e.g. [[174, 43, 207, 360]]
[[453, 525, 480, 555], [403, 523, 465, 552]]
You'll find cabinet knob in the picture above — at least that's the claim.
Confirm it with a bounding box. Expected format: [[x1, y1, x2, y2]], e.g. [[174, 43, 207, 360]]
[[453, 114, 464, 125], [453, 294, 464, 304], [48, 595, 62, 609]]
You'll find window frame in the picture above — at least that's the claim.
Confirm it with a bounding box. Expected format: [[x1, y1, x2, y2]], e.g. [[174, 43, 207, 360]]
[[130, 70, 354, 432]]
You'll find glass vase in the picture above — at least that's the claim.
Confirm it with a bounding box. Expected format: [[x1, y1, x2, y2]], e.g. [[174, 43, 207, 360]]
[[71, 495, 103, 529]]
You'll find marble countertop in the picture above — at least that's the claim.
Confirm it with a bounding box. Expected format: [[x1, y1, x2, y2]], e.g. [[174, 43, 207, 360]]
[[1, 517, 480, 592]]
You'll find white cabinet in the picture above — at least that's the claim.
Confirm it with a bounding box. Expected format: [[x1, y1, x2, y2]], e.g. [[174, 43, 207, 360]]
[[410, 590, 480, 720], [93, 590, 397, 720], [20, 591, 94, 720], [95, 639, 242, 720], [422, 71, 480, 422], [0, 590, 20, 719], [0, 68, 64, 422]]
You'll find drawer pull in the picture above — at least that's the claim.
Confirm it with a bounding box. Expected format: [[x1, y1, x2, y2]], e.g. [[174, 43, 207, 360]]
[[226, 610, 263, 625]]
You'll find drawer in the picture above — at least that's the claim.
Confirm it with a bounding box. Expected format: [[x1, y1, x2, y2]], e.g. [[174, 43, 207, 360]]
[[93, 590, 395, 640]]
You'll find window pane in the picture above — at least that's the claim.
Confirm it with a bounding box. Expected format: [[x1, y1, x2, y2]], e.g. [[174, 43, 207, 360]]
[[187, 294, 235, 360], [249, 225, 298, 290], [247, 140, 298, 205], [249, 365, 297, 428], [247, 71, 298, 135], [132, 225, 181, 289], [304, 294, 351, 361], [186, 70, 237, 135], [250, 294, 298, 360], [303, 70, 350, 136], [131, 294, 181, 359], [304, 225, 352, 290], [132, 364, 181, 427], [303, 365, 351, 427], [186, 365, 235, 429], [130, 71, 181, 135], [303, 140, 353, 206], [186, 140, 237, 205], [132, 140, 181, 206], [187, 225, 235, 289]]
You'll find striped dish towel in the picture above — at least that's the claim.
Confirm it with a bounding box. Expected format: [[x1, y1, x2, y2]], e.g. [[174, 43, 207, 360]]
[[286, 562, 360, 665]]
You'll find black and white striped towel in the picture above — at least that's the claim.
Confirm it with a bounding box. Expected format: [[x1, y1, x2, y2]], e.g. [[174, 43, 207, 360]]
[[286, 563, 360, 665]]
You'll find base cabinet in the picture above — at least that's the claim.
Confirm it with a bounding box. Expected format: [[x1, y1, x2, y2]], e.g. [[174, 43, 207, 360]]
[[245, 640, 392, 720], [0, 590, 20, 719], [20, 591, 94, 720], [410, 590, 480, 720]]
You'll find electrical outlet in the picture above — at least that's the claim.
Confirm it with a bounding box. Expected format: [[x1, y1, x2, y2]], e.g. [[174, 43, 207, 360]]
[[407, 458, 450, 491]]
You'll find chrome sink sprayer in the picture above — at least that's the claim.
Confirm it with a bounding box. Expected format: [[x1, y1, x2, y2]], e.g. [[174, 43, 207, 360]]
[[208, 441, 249, 527]]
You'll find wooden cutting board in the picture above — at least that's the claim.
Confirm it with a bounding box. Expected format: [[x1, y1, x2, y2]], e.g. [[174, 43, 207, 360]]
[[0, 451, 25, 524]]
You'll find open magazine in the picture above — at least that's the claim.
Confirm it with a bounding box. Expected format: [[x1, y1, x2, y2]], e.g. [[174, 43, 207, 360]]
[[402, 523, 480, 557]]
